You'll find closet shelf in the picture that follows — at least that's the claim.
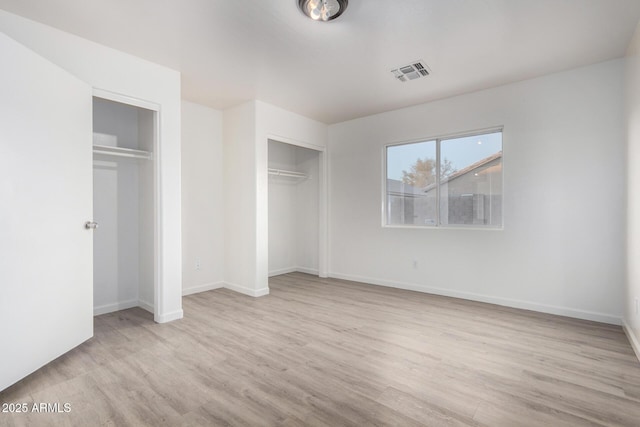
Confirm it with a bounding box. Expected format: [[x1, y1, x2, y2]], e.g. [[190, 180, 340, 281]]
[[268, 168, 308, 180], [93, 145, 152, 160]]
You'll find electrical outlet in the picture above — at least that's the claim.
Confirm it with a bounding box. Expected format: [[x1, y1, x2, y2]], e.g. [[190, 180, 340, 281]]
[[195, 259, 201, 271], [413, 260, 418, 269]]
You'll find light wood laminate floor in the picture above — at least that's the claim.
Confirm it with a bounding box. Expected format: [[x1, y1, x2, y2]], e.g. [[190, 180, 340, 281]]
[[1, 273, 640, 426]]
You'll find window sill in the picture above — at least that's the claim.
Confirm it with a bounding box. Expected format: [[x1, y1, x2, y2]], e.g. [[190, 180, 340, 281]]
[[382, 224, 504, 231]]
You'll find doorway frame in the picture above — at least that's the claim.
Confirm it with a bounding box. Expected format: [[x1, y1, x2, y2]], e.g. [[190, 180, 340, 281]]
[[92, 88, 163, 322], [265, 134, 328, 279]]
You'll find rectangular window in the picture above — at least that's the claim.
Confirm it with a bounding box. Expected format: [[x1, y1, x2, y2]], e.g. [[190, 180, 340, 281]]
[[385, 129, 502, 228]]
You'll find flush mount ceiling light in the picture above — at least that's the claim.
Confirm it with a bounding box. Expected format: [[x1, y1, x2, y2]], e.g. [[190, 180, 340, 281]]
[[298, 0, 348, 22]]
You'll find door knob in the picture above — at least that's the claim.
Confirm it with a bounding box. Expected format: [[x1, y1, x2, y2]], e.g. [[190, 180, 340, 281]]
[[85, 221, 98, 230]]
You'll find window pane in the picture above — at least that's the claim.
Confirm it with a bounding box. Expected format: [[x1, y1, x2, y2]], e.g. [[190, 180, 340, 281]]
[[439, 132, 502, 226], [386, 140, 437, 226]]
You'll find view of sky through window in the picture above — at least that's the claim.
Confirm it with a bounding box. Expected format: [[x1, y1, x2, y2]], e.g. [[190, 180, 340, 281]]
[[387, 132, 502, 181], [387, 140, 435, 184]]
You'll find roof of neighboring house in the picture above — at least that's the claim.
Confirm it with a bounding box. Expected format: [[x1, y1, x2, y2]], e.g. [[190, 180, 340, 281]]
[[423, 152, 502, 194], [444, 151, 502, 184]]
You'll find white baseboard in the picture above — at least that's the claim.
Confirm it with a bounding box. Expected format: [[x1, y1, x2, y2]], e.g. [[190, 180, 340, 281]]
[[94, 299, 180, 323], [182, 280, 271, 298], [155, 309, 183, 323], [94, 299, 138, 316], [182, 281, 224, 296], [94, 299, 155, 316], [224, 281, 270, 297], [253, 287, 270, 297], [623, 320, 640, 363], [295, 267, 319, 276], [269, 267, 297, 277], [329, 272, 622, 326], [269, 266, 319, 277], [138, 299, 154, 314]]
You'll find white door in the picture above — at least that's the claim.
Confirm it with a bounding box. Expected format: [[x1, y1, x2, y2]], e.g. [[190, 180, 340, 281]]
[[0, 33, 93, 391]]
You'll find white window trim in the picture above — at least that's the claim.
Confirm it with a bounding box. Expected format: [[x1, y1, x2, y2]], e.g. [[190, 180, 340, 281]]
[[382, 126, 504, 230]]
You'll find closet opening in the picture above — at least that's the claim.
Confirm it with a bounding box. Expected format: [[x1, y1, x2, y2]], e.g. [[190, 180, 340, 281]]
[[268, 139, 321, 277], [92, 95, 158, 318]]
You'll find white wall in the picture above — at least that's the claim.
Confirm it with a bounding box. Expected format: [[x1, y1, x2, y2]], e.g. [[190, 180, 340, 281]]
[[223, 102, 259, 295], [0, 10, 183, 322], [626, 22, 640, 356], [92, 159, 150, 313], [181, 101, 225, 295], [295, 147, 320, 274], [329, 60, 626, 324], [138, 109, 156, 310], [93, 98, 142, 149], [93, 161, 128, 311]]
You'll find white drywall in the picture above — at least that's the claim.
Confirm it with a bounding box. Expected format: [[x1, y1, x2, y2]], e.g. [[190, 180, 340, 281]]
[[625, 22, 640, 356], [138, 109, 156, 310], [0, 10, 183, 322], [92, 159, 142, 313], [295, 147, 320, 274], [93, 98, 142, 149], [93, 161, 125, 311], [223, 102, 260, 296], [329, 60, 626, 324], [181, 101, 225, 295]]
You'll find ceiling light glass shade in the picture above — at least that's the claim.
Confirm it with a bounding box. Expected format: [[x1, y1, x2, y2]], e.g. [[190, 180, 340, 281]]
[[298, 0, 348, 22]]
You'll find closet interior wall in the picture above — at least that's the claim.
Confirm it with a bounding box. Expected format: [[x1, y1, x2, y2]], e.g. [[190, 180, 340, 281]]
[[268, 140, 319, 276], [93, 97, 155, 315]]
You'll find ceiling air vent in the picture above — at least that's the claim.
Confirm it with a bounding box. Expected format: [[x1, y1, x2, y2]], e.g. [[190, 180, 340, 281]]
[[391, 60, 431, 82]]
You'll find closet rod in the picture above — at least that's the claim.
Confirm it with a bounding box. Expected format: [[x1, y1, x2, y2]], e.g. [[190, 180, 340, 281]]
[[268, 168, 307, 179], [93, 145, 152, 160]]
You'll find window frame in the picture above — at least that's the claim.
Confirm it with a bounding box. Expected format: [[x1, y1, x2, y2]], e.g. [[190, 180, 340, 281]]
[[382, 126, 504, 230]]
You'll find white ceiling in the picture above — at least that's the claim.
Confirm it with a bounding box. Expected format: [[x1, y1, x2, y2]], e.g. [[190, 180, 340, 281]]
[[1, 0, 639, 124]]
